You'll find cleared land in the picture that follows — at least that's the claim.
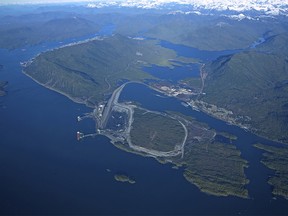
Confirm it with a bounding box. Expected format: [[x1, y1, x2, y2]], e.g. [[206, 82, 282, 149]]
[[130, 108, 185, 152]]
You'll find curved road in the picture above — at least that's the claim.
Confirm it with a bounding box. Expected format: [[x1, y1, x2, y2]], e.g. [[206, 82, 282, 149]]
[[98, 81, 188, 158]]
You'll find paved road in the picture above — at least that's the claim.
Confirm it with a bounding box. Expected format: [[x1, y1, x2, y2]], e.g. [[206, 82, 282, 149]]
[[100, 83, 127, 129], [98, 81, 189, 158]]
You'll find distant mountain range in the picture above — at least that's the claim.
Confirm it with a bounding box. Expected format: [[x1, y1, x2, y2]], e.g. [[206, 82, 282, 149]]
[[86, 0, 288, 17], [1, 0, 287, 18]]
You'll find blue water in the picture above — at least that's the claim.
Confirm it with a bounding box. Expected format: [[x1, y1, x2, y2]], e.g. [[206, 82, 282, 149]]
[[144, 40, 240, 82], [147, 37, 268, 82], [160, 40, 240, 61], [250, 37, 266, 49], [120, 83, 288, 215], [0, 30, 288, 215], [0, 46, 197, 215]]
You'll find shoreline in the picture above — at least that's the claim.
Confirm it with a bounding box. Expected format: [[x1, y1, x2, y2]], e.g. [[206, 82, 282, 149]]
[[20, 30, 288, 148], [22, 68, 252, 199], [23, 67, 287, 147], [22, 70, 94, 108], [148, 83, 288, 146]]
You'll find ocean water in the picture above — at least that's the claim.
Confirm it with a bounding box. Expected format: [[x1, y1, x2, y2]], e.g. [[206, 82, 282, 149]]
[[0, 31, 288, 215]]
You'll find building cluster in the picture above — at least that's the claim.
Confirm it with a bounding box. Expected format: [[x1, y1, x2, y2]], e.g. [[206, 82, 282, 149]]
[[159, 85, 196, 97]]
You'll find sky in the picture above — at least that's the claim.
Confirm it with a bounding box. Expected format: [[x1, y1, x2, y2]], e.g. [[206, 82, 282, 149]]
[[0, 0, 97, 4], [1, 0, 288, 5]]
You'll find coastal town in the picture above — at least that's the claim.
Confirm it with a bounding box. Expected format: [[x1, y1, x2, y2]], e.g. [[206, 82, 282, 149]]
[[149, 82, 251, 131]]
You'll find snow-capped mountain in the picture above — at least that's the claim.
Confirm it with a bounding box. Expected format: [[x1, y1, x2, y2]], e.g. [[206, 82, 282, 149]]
[[87, 0, 288, 16]]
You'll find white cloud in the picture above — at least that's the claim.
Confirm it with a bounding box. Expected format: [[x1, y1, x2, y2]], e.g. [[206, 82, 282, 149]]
[[1, 0, 288, 4], [0, 0, 93, 5], [1, 0, 288, 15]]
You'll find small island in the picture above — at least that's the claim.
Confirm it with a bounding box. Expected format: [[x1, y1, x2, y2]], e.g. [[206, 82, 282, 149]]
[[114, 174, 136, 184], [217, 132, 238, 141], [0, 81, 8, 96]]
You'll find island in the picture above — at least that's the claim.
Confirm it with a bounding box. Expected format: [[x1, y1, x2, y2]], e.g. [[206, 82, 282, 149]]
[[254, 143, 288, 199], [216, 131, 238, 143], [114, 174, 136, 184], [22, 33, 254, 198]]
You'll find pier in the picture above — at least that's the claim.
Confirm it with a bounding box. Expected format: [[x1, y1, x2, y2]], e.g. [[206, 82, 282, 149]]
[[77, 113, 94, 122], [77, 131, 97, 140]]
